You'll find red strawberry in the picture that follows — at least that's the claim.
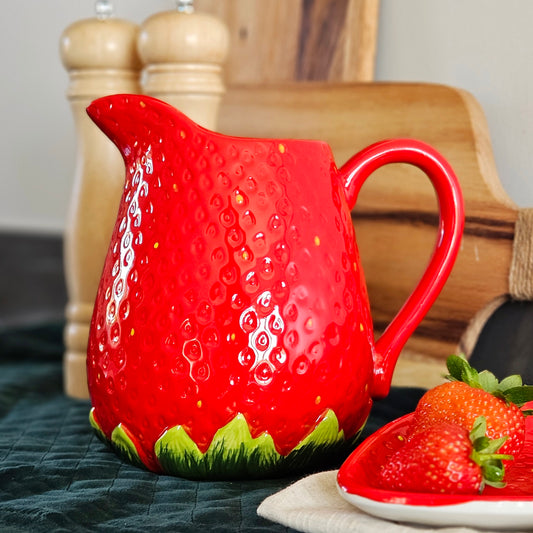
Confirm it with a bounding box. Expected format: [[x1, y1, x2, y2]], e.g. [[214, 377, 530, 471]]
[[85, 94, 375, 478], [377, 416, 511, 494], [409, 355, 533, 457]]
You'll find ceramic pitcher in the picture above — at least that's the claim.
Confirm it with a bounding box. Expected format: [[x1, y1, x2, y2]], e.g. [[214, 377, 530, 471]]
[[86, 94, 464, 479]]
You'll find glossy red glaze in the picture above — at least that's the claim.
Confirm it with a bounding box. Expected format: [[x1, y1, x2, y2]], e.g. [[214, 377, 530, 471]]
[[338, 405, 533, 505], [341, 141, 464, 397], [86, 94, 463, 474]]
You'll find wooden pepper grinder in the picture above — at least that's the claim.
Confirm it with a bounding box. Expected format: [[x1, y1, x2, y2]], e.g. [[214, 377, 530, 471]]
[[60, 1, 141, 399], [137, 0, 229, 129]]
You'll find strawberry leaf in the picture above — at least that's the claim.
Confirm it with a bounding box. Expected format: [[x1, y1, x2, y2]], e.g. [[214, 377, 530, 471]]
[[446, 354, 476, 383], [499, 374, 523, 391], [472, 436, 490, 450], [501, 385, 533, 408], [480, 436, 510, 455], [477, 370, 499, 393], [446, 355, 533, 410], [470, 415, 488, 442]]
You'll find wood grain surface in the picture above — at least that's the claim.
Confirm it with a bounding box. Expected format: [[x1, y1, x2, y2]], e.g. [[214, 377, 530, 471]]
[[218, 82, 518, 363], [196, 0, 379, 83]]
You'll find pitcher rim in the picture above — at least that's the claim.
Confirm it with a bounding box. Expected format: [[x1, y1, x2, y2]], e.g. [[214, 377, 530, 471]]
[[88, 93, 334, 152]]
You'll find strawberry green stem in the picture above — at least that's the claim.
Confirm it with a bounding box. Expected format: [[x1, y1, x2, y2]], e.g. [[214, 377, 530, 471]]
[[469, 416, 511, 489], [446, 354, 533, 409]]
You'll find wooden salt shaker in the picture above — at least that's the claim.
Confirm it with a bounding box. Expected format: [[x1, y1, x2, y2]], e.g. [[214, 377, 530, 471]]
[[138, 0, 229, 129], [60, 7, 140, 399]]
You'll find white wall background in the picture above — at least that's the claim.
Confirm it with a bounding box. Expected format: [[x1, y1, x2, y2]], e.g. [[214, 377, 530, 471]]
[[1, 0, 532, 234]]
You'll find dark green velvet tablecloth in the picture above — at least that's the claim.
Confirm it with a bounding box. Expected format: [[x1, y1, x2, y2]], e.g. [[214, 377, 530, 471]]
[[0, 323, 424, 532]]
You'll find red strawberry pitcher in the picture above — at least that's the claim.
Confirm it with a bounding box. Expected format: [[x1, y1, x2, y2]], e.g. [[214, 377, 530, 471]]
[[86, 94, 464, 479]]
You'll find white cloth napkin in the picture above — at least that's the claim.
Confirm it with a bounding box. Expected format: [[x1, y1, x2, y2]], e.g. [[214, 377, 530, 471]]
[[257, 470, 528, 533]]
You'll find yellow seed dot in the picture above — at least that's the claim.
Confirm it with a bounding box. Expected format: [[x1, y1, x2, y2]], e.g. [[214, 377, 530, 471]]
[[353, 262, 357, 271], [278, 143, 285, 154], [180, 130, 186, 139], [139, 101, 146, 108], [130, 328, 135, 336], [197, 400, 202, 408], [314, 235, 321, 246], [154, 242, 159, 249], [242, 250, 250, 261], [230, 333, 236, 341], [359, 323, 364, 332], [315, 395, 321, 405], [235, 194, 244, 204], [173, 183, 178, 192]]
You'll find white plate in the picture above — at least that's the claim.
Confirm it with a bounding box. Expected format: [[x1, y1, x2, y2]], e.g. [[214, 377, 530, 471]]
[[337, 485, 533, 530]]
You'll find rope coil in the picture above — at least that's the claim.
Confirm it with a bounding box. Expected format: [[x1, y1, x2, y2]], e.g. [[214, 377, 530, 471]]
[[509, 208, 533, 300]]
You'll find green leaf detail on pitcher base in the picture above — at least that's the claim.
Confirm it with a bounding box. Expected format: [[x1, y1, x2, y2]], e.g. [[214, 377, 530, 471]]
[[89, 409, 145, 469], [89, 407, 107, 443], [155, 413, 279, 478], [154, 409, 355, 479], [294, 409, 345, 450], [90, 408, 364, 479], [110, 424, 145, 469]]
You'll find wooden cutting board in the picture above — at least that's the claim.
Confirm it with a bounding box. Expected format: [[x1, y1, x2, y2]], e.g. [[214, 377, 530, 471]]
[[218, 82, 519, 384], [196, 0, 379, 83]]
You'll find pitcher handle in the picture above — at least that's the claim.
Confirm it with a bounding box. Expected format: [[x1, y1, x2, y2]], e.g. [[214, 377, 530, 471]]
[[339, 139, 464, 398]]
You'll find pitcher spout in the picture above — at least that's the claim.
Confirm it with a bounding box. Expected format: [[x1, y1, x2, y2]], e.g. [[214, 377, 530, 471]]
[[86, 94, 199, 164]]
